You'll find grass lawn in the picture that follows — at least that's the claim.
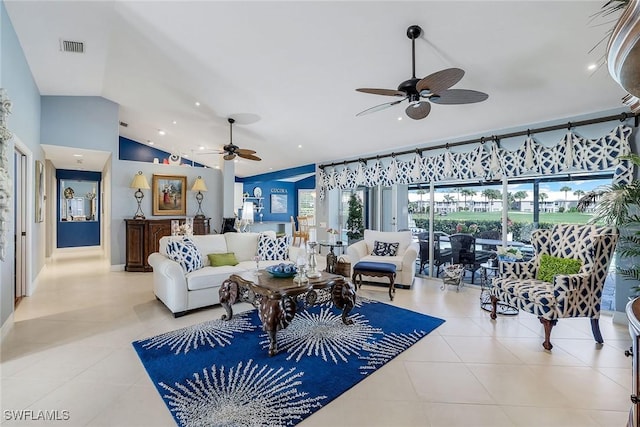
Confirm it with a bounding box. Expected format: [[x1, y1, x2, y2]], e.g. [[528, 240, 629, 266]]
[[413, 210, 593, 225]]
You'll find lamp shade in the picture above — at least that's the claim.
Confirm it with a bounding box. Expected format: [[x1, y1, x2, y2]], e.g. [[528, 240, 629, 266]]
[[241, 201, 254, 222], [191, 176, 208, 192], [130, 171, 150, 189]]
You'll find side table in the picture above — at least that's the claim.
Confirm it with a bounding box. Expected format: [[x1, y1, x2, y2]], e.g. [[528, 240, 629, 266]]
[[480, 262, 518, 315]]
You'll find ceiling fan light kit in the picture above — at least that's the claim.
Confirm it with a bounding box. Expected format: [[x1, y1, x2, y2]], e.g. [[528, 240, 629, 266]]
[[356, 25, 488, 120], [221, 118, 261, 162]]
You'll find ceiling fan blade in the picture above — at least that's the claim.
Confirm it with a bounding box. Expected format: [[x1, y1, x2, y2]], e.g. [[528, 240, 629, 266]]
[[405, 101, 431, 120], [430, 89, 489, 105], [356, 88, 407, 97], [416, 68, 465, 96], [223, 153, 236, 161], [236, 148, 257, 155], [356, 98, 407, 117], [239, 153, 262, 161]]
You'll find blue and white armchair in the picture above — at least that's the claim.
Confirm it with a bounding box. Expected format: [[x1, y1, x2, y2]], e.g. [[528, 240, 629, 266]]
[[490, 224, 618, 351]]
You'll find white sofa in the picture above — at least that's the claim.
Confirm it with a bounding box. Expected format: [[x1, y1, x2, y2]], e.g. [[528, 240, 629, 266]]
[[346, 230, 418, 288], [148, 231, 303, 317]]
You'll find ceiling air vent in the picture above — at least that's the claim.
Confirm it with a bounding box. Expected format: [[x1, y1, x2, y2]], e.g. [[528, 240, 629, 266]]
[[60, 39, 84, 53], [119, 121, 128, 128]]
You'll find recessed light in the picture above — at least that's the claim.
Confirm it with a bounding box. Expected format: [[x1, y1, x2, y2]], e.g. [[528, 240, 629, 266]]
[[398, 117, 403, 121], [298, 144, 302, 148], [199, 146, 204, 150], [172, 120, 177, 125], [158, 130, 166, 136], [587, 63, 597, 70], [73, 154, 83, 157], [195, 101, 201, 107]]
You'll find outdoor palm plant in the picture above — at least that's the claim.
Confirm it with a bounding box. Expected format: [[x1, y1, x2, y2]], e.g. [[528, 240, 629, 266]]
[[578, 153, 640, 288]]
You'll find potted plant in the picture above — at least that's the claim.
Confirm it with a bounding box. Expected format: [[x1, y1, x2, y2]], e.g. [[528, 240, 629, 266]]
[[346, 193, 364, 244], [578, 153, 640, 294]]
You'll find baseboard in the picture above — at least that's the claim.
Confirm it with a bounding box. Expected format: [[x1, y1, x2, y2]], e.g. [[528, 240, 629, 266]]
[[111, 264, 125, 272], [0, 312, 14, 344], [612, 310, 629, 326]]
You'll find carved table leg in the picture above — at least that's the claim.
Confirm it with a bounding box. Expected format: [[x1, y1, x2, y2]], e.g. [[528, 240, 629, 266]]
[[219, 279, 239, 320], [258, 296, 296, 357], [331, 279, 357, 325], [388, 273, 396, 301]]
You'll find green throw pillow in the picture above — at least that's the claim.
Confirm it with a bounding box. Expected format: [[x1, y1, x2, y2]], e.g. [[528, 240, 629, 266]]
[[537, 254, 582, 283], [207, 252, 239, 267]]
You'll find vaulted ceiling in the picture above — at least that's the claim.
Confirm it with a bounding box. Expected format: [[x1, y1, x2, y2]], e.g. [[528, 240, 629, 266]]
[[4, 1, 628, 176]]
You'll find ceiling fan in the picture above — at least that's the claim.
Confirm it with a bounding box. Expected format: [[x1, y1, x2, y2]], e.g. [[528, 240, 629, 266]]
[[356, 25, 488, 120], [201, 118, 261, 161]]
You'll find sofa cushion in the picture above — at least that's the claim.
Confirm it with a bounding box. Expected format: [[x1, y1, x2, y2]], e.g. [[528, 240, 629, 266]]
[[185, 265, 245, 291], [166, 237, 203, 273], [190, 235, 228, 265], [363, 230, 412, 256], [257, 233, 291, 261], [225, 232, 274, 262], [207, 252, 239, 267], [372, 241, 399, 256], [537, 254, 582, 283]]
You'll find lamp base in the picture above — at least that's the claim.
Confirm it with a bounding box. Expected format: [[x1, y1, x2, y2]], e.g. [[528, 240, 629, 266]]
[[194, 214, 206, 219], [133, 214, 146, 220]]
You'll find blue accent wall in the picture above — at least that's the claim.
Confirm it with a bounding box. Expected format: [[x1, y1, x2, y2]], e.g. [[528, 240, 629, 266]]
[[119, 136, 206, 168], [237, 164, 316, 221], [56, 169, 102, 248]]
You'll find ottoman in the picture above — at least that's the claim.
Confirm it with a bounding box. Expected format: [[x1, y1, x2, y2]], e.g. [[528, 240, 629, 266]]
[[352, 261, 397, 301]]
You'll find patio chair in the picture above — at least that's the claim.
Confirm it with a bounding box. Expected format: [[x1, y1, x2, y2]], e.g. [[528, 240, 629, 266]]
[[490, 224, 618, 350], [449, 233, 491, 284]]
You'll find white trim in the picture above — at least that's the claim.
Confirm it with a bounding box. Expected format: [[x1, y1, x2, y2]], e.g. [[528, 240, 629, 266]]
[[13, 137, 34, 297], [111, 264, 125, 272], [613, 310, 629, 325]]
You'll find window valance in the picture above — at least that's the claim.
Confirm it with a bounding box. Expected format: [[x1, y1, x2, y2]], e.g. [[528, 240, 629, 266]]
[[318, 125, 633, 200]]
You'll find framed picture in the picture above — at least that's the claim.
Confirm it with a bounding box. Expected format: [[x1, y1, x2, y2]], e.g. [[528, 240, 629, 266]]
[[35, 160, 45, 223], [271, 193, 288, 213], [152, 174, 187, 216]]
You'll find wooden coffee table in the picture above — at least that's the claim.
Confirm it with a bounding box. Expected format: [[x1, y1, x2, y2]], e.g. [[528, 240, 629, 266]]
[[219, 270, 357, 356]]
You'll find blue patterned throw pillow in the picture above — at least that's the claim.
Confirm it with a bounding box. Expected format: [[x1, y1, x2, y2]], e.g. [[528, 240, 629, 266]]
[[372, 241, 399, 256], [257, 234, 291, 261], [166, 237, 203, 273]]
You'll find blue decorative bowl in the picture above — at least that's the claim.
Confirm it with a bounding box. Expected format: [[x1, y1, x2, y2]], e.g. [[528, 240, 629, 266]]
[[265, 264, 298, 278]]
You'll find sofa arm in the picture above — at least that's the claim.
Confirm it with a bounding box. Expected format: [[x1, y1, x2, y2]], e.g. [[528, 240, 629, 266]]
[[402, 242, 419, 267], [347, 240, 368, 265], [148, 252, 189, 314]]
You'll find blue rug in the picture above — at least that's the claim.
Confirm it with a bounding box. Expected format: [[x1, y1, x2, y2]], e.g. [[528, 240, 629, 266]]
[[132, 297, 445, 426]]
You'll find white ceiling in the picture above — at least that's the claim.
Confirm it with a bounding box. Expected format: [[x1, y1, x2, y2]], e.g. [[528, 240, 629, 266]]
[[4, 1, 629, 177]]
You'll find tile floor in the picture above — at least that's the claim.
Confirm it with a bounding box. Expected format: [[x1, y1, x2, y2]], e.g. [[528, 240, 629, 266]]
[[0, 247, 634, 426]]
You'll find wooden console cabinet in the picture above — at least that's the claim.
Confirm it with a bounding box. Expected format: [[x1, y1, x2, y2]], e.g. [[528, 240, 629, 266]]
[[124, 218, 210, 272]]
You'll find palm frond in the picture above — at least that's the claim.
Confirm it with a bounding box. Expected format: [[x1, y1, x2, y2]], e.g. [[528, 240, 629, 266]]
[[617, 267, 640, 282]]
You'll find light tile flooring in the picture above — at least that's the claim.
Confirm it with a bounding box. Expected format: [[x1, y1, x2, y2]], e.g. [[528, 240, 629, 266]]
[[1, 247, 634, 426]]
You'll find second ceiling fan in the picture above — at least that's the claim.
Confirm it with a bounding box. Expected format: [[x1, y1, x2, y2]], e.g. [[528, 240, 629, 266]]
[[356, 25, 488, 120], [202, 118, 261, 161]]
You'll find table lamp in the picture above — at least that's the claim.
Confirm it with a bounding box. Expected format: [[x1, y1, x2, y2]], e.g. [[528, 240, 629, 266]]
[[130, 171, 150, 219], [191, 176, 208, 219], [241, 201, 254, 232]]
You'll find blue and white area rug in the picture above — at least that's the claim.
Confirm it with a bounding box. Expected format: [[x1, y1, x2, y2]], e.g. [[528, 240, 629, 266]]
[[132, 297, 445, 427]]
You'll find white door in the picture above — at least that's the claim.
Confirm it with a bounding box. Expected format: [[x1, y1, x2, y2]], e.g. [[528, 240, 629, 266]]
[[14, 149, 27, 305], [381, 187, 396, 232]]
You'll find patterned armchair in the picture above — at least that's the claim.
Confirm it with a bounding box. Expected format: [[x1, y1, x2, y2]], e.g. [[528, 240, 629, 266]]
[[490, 224, 618, 351]]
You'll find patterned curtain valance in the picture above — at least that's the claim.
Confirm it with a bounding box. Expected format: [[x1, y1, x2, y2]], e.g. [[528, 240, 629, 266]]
[[318, 125, 633, 200]]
